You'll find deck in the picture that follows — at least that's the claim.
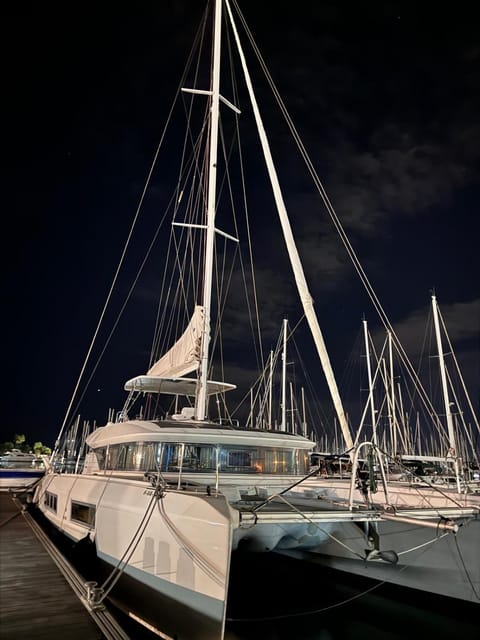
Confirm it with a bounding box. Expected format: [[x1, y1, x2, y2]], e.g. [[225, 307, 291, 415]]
[[0, 490, 130, 640]]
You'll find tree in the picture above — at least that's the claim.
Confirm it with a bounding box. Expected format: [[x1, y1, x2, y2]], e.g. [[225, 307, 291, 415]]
[[33, 442, 43, 455], [0, 441, 14, 454], [33, 441, 52, 455], [14, 434, 26, 448]]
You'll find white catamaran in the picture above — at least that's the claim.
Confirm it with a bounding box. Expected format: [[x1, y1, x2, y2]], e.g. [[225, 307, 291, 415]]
[[33, 1, 479, 638]]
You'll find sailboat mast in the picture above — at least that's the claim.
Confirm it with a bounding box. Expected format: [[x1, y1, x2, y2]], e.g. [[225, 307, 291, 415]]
[[387, 330, 398, 455], [363, 319, 377, 444], [268, 349, 273, 428], [196, 0, 223, 421], [301, 387, 307, 437], [281, 318, 287, 431], [431, 294, 461, 490], [432, 295, 457, 450]]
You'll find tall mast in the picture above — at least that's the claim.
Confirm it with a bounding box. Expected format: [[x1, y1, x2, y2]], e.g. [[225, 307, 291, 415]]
[[268, 349, 273, 428], [301, 387, 307, 437], [363, 319, 377, 444], [432, 294, 461, 490], [196, 0, 223, 421], [387, 330, 398, 454], [281, 318, 287, 431]]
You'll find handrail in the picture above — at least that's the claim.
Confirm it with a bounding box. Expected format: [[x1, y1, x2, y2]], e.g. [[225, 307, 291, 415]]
[[348, 441, 390, 510]]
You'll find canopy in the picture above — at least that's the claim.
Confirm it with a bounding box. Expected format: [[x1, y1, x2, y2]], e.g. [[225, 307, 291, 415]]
[[124, 375, 236, 397]]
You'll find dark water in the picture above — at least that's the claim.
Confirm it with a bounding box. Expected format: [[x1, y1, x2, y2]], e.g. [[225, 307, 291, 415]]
[[224, 552, 479, 640], [30, 506, 478, 640]]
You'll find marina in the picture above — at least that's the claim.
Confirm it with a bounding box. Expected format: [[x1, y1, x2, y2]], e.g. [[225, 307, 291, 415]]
[[1, 490, 478, 640], [4, 1, 479, 639], [0, 490, 126, 639], [28, 0, 479, 637]]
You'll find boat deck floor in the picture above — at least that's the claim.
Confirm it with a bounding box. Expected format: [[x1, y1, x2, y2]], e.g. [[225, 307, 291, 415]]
[[0, 491, 126, 640]]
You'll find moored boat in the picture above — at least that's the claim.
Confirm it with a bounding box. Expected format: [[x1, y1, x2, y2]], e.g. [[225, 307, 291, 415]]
[[32, 1, 479, 638], [0, 450, 45, 491], [0, 448, 37, 465]]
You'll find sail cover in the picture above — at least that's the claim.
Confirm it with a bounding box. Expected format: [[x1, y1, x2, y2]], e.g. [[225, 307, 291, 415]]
[[147, 305, 204, 379]]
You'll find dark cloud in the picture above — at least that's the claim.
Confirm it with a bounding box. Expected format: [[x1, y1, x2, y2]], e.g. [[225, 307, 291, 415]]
[[389, 298, 480, 359]]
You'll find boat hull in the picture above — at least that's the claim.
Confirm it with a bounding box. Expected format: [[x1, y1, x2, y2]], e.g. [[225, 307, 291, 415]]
[[0, 468, 45, 491], [278, 513, 480, 603], [34, 473, 235, 640]]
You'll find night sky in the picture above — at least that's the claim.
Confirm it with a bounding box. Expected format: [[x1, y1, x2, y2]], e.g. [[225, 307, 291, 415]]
[[4, 1, 479, 449]]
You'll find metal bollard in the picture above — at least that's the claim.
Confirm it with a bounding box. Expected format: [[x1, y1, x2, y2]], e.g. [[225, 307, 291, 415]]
[[84, 581, 105, 611]]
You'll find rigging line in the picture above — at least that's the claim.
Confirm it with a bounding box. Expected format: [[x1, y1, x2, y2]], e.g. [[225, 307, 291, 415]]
[[31, 472, 57, 509], [353, 339, 389, 446], [55, 15, 208, 451], [376, 445, 476, 510], [210, 237, 239, 385], [395, 530, 454, 557], [453, 523, 480, 601], [232, 506, 437, 623], [408, 305, 430, 414], [175, 5, 208, 210], [266, 492, 366, 560], [158, 113, 210, 353], [226, 575, 393, 622], [439, 305, 480, 437], [231, 0, 447, 443], [150, 137, 206, 364], [289, 331, 336, 430], [99, 490, 159, 598], [99, 470, 164, 593], [151, 10, 210, 359], [68, 193, 175, 420], [149, 234, 176, 367], [156, 496, 226, 586], [445, 365, 478, 459], [126, 108, 208, 366], [225, 18, 265, 373], [255, 332, 284, 420], [208, 121, 241, 373], [230, 366, 278, 420], [248, 325, 287, 426]]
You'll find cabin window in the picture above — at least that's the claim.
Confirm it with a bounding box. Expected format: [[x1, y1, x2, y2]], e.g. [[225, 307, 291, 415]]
[[159, 444, 183, 472], [228, 450, 252, 469], [71, 501, 95, 526], [103, 443, 159, 472], [44, 491, 57, 512], [181, 444, 217, 471], [105, 444, 123, 470], [94, 447, 106, 470], [93, 441, 308, 475], [123, 443, 155, 471], [218, 446, 309, 474], [218, 447, 256, 473]]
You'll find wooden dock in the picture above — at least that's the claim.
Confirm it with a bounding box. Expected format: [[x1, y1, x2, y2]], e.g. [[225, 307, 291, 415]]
[[0, 490, 130, 640]]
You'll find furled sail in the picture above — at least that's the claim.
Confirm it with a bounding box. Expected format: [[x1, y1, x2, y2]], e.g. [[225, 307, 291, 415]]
[[124, 304, 236, 396], [147, 305, 204, 379]]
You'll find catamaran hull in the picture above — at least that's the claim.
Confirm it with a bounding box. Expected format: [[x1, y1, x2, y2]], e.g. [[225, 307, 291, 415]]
[[279, 514, 480, 603], [34, 473, 234, 640]]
